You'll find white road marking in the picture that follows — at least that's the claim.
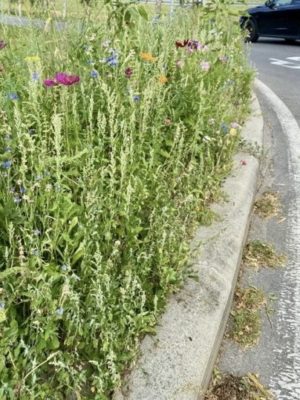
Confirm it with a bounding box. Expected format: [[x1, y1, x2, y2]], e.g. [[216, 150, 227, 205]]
[[286, 56, 300, 61], [255, 78, 300, 399], [269, 57, 300, 69]]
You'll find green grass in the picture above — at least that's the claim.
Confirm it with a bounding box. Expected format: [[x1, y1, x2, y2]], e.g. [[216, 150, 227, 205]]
[[229, 287, 265, 347], [0, 1, 253, 398]]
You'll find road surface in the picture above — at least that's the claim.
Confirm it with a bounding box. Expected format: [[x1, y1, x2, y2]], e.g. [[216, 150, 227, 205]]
[[218, 38, 300, 400]]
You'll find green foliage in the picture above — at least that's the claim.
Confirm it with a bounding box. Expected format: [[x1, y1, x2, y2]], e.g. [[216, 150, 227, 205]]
[[0, 1, 252, 398]]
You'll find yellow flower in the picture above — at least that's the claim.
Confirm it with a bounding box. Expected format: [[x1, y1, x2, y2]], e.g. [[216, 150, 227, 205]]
[[229, 128, 237, 137], [158, 75, 168, 84], [140, 52, 157, 63], [25, 55, 40, 63]]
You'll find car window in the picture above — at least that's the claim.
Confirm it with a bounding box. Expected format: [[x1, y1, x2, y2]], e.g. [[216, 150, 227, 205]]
[[276, 0, 293, 5]]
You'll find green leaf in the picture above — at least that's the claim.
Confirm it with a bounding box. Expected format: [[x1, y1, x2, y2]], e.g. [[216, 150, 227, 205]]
[[138, 6, 148, 20]]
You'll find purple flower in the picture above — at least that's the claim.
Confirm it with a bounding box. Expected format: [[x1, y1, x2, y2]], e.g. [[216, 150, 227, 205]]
[[7, 93, 19, 101], [0, 40, 7, 50], [55, 307, 64, 316], [231, 122, 241, 129], [0, 302, 5, 310], [44, 78, 58, 87], [133, 95, 140, 102], [90, 69, 99, 78], [19, 186, 26, 194], [55, 72, 80, 86], [2, 160, 12, 169]]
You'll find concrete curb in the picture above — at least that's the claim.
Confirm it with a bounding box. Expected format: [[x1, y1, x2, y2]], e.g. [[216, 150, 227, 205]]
[[114, 95, 264, 400]]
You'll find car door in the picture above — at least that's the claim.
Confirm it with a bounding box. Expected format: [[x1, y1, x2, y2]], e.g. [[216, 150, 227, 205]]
[[257, 0, 294, 37]]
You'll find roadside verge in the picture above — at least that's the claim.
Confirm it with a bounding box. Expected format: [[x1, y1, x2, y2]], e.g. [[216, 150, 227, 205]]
[[114, 94, 264, 400]]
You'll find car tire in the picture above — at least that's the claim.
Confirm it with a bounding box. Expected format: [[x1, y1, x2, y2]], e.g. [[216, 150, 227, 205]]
[[245, 19, 259, 43], [285, 38, 296, 44]]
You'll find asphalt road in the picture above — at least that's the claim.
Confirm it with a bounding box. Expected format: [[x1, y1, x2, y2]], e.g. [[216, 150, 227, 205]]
[[249, 38, 300, 119], [217, 39, 300, 399]]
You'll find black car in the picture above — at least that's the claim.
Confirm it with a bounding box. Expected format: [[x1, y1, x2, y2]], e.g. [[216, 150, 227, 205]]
[[241, 0, 300, 42]]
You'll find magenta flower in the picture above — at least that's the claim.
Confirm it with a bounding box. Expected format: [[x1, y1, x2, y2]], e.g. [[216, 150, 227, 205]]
[[0, 40, 7, 50], [55, 72, 80, 86], [44, 78, 58, 87], [43, 72, 80, 88]]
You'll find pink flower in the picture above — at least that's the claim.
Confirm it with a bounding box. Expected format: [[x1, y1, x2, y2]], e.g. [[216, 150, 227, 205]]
[[240, 160, 247, 166], [44, 78, 58, 87], [200, 61, 210, 72], [43, 72, 80, 88], [55, 72, 80, 86], [231, 122, 241, 129]]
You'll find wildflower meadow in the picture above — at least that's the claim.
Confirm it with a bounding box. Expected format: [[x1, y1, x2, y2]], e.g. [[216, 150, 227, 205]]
[[0, 1, 252, 398]]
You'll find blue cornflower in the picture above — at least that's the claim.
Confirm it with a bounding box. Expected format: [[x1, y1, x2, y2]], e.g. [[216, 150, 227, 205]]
[[7, 92, 19, 101], [60, 264, 68, 272], [105, 51, 118, 67], [220, 123, 229, 134], [19, 186, 26, 194], [0, 302, 5, 310], [31, 248, 40, 256], [13, 196, 21, 204], [90, 69, 99, 78], [55, 307, 64, 316], [133, 95, 140, 102], [32, 71, 40, 81], [2, 160, 12, 169]]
